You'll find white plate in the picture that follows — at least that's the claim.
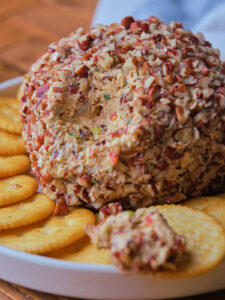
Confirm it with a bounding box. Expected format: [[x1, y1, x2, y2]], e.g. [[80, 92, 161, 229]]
[[0, 77, 224, 299]]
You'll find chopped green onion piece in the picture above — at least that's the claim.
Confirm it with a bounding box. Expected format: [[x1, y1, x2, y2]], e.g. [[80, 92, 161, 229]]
[[104, 93, 111, 100], [48, 151, 52, 156], [94, 67, 100, 72], [127, 119, 131, 124], [92, 126, 101, 135], [150, 162, 155, 168], [69, 132, 77, 137], [76, 82, 80, 86], [108, 166, 113, 172], [69, 132, 84, 141], [127, 210, 134, 216], [124, 80, 128, 86], [92, 178, 98, 184]]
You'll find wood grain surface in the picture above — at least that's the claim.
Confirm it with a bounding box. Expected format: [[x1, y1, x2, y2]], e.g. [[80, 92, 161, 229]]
[[0, 0, 97, 82], [0, 0, 224, 299]]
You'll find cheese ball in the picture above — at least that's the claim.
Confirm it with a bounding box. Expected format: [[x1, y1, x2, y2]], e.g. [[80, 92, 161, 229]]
[[21, 16, 225, 209]]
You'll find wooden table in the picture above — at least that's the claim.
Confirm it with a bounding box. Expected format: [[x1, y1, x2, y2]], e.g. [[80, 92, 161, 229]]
[[0, 0, 96, 81], [0, 0, 224, 299]]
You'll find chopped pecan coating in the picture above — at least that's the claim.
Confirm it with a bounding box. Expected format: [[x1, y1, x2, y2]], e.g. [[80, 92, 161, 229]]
[[21, 16, 225, 209]]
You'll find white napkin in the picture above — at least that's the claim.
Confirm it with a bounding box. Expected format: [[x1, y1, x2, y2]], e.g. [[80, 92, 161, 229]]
[[92, 0, 225, 60]]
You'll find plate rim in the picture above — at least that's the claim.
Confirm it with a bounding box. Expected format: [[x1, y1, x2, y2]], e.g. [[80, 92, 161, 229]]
[[0, 244, 118, 274]]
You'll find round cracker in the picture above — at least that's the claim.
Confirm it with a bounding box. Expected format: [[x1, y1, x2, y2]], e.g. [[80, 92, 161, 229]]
[[183, 196, 225, 229], [0, 175, 38, 207], [150, 205, 225, 278], [0, 98, 22, 134], [0, 155, 30, 178], [0, 208, 95, 254], [0, 193, 55, 230], [0, 130, 26, 155], [48, 235, 111, 264]]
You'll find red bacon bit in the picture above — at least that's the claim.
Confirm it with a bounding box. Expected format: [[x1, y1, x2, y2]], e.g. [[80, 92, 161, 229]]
[[36, 84, 49, 97], [145, 215, 153, 225], [68, 85, 78, 94], [74, 184, 82, 194], [121, 16, 134, 29], [53, 86, 64, 93], [124, 126, 128, 134], [110, 112, 117, 121], [78, 95, 87, 103], [109, 151, 119, 166], [128, 105, 133, 113], [41, 173, 53, 183], [111, 128, 123, 138], [36, 133, 45, 148], [217, 87, 225, 95], [22, 105, 29, 115], [21, 96, 26, 103], [89, 148, 97, 158], [76, 65, 89, 78]]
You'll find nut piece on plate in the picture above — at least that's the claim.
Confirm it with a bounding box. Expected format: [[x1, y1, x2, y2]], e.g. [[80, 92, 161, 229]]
[[20, 16, 225, 209], [86, 206, 186, 273]]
